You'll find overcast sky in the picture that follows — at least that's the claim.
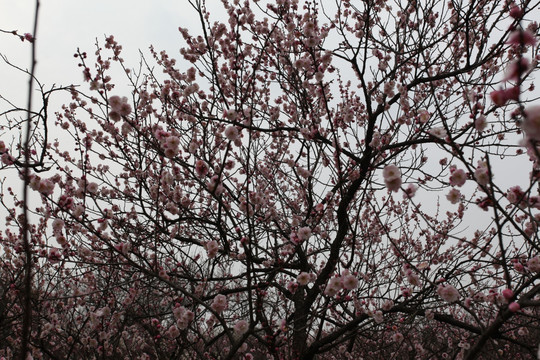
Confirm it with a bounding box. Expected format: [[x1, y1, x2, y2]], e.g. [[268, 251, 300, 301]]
[[1, 0, 205, 107]]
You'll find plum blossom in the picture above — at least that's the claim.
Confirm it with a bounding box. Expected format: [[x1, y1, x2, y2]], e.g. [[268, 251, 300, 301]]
[[403, 184, 418, 199], [52, 218, 64, 233], [446, 188, 461, 204], [381, 300, 394, 311], [108, 95, 131, 120], [508, 302, 520, 312], [383, 165, 402, 192], [325, 277, 343, 296], [474, 162, 490, 186], [224, 125, 240, 141], [502, 289, 514, 300], [195, 160, 209, 177], [87, 182, 99, 194], [168, 325, 180, 338], [392, 332, 404, 343], [509, 2, 523, 18], [205, 240, 219, 258], [287, 281, 298, 294], [475, 115, 487, 132], [418, 109, 430, 123], [163, 136, 180, 158], [234, 320, 249, 335], [297, 272, 311, 286], [211, 294, 228, 313], [372, 310, 384, 323], [523, 106, 540, 140], [507, 186, 525, 204], [527, 256, 540, 273], [437, 284, 460, 303], [507, 30, 537, 46], [297, 226, 312, 241], [449, 168, 467, 187], [341, 273, 358, 290], [428, 127, 447, 139], [48, 248, 62, 264]]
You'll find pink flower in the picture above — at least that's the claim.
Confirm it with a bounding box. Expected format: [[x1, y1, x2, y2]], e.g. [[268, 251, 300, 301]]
[[324, 277, 343, 296], [114, 242, 131, 255], [527, 256, 540, 272], [474, 115, 487, 132], [383, 164, 400, 181], [297, 272, 311, 286], [287, 281, 298, 294], [38, 179, 55, 195], [522, 106, 540, 140], [234, 320, 249, 335], [403, 184, 418, 198], [0, 140, 6, 153], [48, 248, 62, 264], [506, 186, 525, 204], [118, 102, 132, 116], [505, 58, 530, 81], [372, 310, 384, 323], [52, 218, 65, 233], [108, 95, 131, 118], [449, 168, 467, 187], [211, 294, 228, 313], [205, 240, 219, 258], [168, 325, 180, 338], [392, 332, 404, 343], [224, 126, 239, 141], [474, 166, 489, 186], [508, 302, 520, 312], [502, 289, 514, 300], [509, 3, 523, 18], [342, 274, 358, 290], [383, 165, 402, 192], [407, 273, 421, 287], [418, 109, 430, 123], [195, 160, 209, 177], [507, 30, 536, 47], [490, 89, 508, 106], [446, 188, 461, 204], [297, 226, 312, 241], [437, 284, 460, 303], [381, 300, 394, 311], [87, 182, 99, 194]]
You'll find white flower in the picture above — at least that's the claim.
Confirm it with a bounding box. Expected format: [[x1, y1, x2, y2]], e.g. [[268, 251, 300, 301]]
[[428, 127, 447, 139]]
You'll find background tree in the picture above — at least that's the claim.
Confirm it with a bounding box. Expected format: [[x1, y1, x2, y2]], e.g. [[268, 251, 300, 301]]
[[2, 0, 540, 359]]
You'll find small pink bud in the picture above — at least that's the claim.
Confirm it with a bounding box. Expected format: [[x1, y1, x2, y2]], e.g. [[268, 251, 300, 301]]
[[502, 289, 514, 300], [508, 302, 520, 312], [490, 89, 508, 106], [509, 3, 523, 19]]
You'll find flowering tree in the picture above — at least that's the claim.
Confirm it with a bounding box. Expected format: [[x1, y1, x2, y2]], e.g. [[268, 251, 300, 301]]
[[2, 0, 540, 359]]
